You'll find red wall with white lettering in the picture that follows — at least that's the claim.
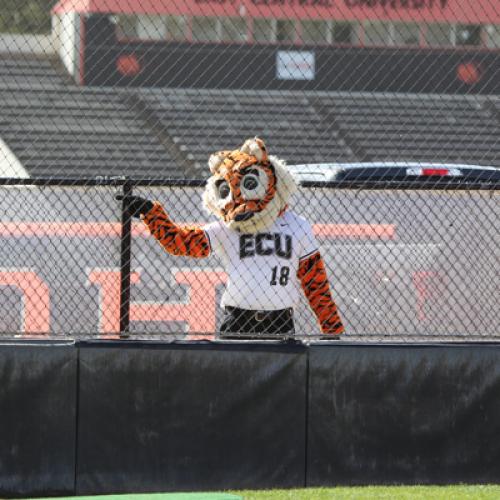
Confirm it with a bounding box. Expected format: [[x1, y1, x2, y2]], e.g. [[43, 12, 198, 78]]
[[54, 0, 500, 24]]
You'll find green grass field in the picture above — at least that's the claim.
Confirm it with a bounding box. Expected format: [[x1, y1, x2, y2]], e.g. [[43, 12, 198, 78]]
[[29, 485, 500, 500], [232, 486, 500, 499]]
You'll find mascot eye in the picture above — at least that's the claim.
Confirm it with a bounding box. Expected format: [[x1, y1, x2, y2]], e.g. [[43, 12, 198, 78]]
[[217, 181, 231, 199], [240, 168, 267, 200], [242, 174, 259, 191]]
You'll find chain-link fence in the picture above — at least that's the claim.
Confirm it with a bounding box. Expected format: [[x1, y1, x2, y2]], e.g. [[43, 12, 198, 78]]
[[0, 1, 498, 339]]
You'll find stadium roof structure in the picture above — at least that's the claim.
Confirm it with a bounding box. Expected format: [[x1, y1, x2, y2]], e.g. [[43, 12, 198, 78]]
[[51, 0, 500, 24]]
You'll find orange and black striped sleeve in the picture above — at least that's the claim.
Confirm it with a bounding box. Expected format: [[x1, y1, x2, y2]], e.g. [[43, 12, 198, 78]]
[[297, 251, 345, 336], [142, 202, 210, 258]]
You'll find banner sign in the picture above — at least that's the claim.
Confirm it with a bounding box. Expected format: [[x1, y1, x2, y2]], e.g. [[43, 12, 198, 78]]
[[277, 51, 315, 81]]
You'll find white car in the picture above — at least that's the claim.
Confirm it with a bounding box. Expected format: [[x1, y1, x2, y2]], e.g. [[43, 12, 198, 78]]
[[287, 162, 500, 184]]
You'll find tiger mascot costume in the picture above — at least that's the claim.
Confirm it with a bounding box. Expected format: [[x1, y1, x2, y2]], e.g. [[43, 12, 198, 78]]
[[119, 137, 344, 338]]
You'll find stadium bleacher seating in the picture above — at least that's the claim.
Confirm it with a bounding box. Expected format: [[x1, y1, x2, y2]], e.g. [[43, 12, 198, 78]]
[[0, 86, 182, 179], [0, 55, 499, 179], [315, 93, 500, 167], [0, 56, 187, 178], [136, 88, 357, 169], [0, 56, 66, 87]]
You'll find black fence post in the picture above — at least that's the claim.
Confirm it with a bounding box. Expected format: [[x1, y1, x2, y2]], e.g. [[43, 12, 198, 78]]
[[119, 180, 133, 337]]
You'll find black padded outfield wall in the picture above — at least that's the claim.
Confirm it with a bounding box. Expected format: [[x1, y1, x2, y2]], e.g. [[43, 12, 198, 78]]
[[3, 342, 500, 496], [76, 341, 307, 495], [307, 344, 500, 486], [0, 341, 77, 498]]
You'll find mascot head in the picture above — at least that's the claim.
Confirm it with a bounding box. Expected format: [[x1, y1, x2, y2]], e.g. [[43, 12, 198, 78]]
[[203, 138, 298, 233]]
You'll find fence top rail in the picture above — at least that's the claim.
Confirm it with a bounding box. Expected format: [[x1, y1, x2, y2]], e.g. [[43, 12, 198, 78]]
[[0, 177, 498, 190]]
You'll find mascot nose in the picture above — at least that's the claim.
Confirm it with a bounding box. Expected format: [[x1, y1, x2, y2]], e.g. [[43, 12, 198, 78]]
[[234, 212, 254, 222]]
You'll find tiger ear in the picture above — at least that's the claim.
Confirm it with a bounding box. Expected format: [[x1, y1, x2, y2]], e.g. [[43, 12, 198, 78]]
[[208, 152, 226, 174], [240, 137, 268, 163]]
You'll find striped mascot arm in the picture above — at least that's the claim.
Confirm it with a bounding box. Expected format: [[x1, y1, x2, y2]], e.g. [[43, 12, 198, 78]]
[[297, 251, 345, 336], [142, 202, 210, 258]]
